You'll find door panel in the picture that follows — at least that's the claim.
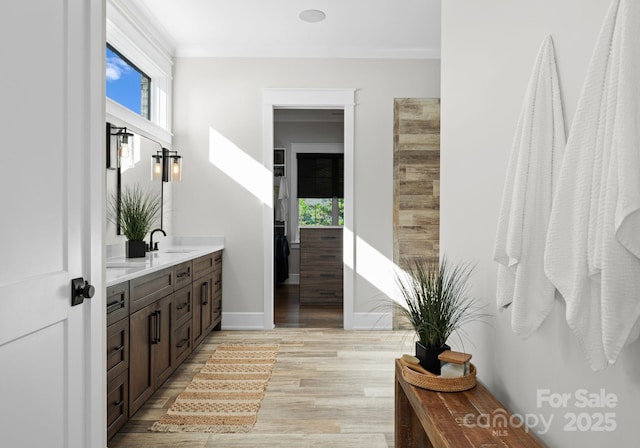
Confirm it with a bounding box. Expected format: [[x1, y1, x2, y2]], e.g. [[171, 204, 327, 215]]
[[0, 1, 104, 447], [0, 324, 65, 446]]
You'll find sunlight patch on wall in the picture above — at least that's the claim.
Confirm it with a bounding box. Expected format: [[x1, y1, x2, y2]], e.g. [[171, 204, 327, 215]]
[[209, 127, 272, 206], [355, 235, 400, 302]]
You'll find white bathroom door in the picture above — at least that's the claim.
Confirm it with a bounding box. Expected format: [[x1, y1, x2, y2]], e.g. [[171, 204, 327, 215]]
[[0, 1, 105, 447]]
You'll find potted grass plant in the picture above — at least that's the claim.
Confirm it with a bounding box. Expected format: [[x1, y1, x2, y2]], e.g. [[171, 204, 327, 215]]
[[394, 256, 485, 375], [108, 184, 161, 258]]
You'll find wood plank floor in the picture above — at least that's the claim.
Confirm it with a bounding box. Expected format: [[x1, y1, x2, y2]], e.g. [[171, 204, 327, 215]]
[[275, 284, 343, 328], [108, 328, 415, 448]]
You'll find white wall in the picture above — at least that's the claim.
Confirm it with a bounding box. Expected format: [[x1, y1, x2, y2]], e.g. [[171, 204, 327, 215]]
[[442, 1, 640, 445], [171, 58, 440, 317]]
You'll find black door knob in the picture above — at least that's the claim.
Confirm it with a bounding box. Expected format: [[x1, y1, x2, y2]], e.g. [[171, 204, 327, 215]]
[[71, 277, 95, 306]]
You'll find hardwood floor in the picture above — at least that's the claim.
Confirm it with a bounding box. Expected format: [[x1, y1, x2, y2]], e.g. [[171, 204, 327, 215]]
[[275, 284, 343, 328], [108, 328, 414, 448]]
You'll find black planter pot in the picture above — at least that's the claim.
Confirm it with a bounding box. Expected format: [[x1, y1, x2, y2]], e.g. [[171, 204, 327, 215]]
[[126, 240, 146, 258], [415, 341, 450, 375]]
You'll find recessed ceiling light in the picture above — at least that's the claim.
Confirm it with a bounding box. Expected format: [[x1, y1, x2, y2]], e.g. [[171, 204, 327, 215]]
[[299, 9, 326, 23]]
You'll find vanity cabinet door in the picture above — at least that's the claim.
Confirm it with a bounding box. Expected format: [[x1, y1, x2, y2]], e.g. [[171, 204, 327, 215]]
[[128, 304, 154, 416], [128, 294, 175, 417], [193, 271, 214, 348]]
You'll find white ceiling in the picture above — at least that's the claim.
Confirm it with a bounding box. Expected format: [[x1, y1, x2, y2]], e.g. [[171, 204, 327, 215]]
[[129, 0, 441, 59]]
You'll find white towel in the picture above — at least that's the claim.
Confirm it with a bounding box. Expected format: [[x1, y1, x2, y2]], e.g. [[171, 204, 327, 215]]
[[544, 0, 640, 371], [493, 36, 566, 339], [277, 176, 289, 221]]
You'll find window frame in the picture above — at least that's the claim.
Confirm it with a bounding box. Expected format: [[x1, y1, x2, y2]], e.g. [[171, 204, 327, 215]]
[[106, 43, 151, 119], [106, 0, 173, 142]]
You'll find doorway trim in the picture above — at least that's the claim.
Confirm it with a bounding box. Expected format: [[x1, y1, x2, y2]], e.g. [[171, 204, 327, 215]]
[[262, 88, 356, 330]]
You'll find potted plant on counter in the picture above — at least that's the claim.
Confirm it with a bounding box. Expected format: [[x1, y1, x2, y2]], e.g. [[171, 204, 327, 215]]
[[108, 184, 161, 258], [393, 256, 486, 375]]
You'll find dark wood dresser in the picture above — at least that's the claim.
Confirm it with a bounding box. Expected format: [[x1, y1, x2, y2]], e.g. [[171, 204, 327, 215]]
[[299, 227, 343, 305]]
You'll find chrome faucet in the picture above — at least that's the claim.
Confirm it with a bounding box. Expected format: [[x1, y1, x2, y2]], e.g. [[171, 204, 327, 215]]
[[149, 228, 166, 251]]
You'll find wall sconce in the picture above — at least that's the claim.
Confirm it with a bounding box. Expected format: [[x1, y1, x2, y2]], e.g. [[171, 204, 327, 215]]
[[151, 148, 183, 182], [106, 122, 134, 169]]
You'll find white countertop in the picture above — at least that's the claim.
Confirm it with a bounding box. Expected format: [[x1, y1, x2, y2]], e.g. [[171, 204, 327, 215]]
[[106, 236, 224, 287]]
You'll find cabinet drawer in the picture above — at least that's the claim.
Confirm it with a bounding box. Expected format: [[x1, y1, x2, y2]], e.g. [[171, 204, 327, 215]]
[[193, 253, 216, 279], [107, 370, 128, 441], [106, 317, 129, 379], [173, 321, 193, 366], [130, 266, 174, 313], [300, 228, 343, 248], [106, 281, 129, 326], [213, 269, 222, 296], [300, 247, 342, 268], [212, 295, 222, 328], [174, 260, 193, 289], [173, 284, 193, 328]]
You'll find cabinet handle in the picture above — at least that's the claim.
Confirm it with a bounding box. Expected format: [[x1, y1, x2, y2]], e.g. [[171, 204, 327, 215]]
[[319, 292, 334, 295], [214, 280, 221, 286], [150, 311, 158, 344], [201, 282, 209, 305], [176, 338, 189, 348], [215, 256, 222, 262], [156, 310, 161, 343], [320, 236, 337, 240], [177, 271, 190, 278], [112, 345, 124, 354], [320, 255, 336, 259], [106, 300, 122, 314], [319, 273, 335, 278], [176, 302, 188, 310], [114, 400, 123, 406]]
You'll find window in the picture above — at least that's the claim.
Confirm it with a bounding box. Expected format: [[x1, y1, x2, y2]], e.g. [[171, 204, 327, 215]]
[[297, 153, 344, 227], [106, 44, 151, 119]]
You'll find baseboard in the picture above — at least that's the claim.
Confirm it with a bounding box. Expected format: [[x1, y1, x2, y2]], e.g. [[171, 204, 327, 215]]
[[352, 312, 392, 330], [221, 312, 266, 330]]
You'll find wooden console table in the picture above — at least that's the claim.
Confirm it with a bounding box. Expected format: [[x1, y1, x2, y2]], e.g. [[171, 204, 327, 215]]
[[395, 360, 545, 447]]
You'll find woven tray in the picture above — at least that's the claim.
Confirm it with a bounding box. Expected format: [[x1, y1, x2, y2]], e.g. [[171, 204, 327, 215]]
[[400, 359, 477, 392]]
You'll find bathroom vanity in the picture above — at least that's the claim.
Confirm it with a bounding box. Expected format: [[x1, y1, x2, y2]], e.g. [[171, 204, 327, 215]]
[[105, 239, 223, 440]]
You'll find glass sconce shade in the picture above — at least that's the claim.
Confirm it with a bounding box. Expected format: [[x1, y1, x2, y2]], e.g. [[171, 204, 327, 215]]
[[151, 154, 163, 181], [118, 134, 130, 159], [170, 156, 182, 182]]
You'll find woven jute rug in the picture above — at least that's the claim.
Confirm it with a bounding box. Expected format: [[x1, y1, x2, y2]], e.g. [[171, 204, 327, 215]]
[[150, 344, 279, 433]]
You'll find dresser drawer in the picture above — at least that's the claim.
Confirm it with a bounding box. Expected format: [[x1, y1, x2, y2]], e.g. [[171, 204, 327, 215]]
[[106, 317, 129, 380], [106, 281, 129, 326], [130, 266, 174, 313], [300, 246, 342, 268], [300, 228, 343, 248], [174, 260, 193, 289]]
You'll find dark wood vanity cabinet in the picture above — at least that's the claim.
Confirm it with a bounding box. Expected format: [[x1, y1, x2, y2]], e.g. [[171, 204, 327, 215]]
[[105, 250, 223, 441]]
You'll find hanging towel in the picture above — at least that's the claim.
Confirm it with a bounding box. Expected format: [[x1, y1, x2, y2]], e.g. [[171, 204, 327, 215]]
[[493, 36, 566, 339], [277, 176, 289, 222], [544, 0, 640, 371]]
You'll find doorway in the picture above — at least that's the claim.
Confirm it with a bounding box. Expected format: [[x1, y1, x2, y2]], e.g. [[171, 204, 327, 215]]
[[272, 110, 345, 327], [262, 88, 356, 330]]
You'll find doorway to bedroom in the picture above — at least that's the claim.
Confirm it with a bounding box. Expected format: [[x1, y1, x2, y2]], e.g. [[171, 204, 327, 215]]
[[273, 108, 345, 328]]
